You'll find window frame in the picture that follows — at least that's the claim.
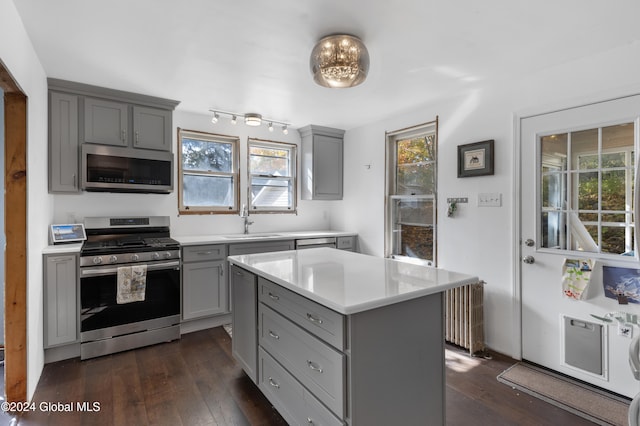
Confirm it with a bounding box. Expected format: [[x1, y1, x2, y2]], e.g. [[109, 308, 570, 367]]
[[247, 138, 297, 214], [178, 128, 240, 215], [385, 118, 438, 266]]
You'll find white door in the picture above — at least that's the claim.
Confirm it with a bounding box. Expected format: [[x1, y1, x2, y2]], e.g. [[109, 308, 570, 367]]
[[520, 95, 640, 398]]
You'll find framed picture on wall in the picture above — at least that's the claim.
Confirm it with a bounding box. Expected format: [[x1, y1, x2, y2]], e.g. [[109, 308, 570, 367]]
[[457, 139, 494, 178]]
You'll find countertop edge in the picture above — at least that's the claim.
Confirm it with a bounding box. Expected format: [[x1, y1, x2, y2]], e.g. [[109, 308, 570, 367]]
[[176, 230, 357, 246], [228, 257, 479, 315]]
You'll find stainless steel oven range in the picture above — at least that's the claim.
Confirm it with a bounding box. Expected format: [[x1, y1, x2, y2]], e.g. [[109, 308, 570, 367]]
[[80, 216, 180, 359]]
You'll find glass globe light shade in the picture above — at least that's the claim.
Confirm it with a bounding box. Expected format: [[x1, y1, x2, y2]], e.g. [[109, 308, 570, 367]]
[[310, 34, 369, 88]]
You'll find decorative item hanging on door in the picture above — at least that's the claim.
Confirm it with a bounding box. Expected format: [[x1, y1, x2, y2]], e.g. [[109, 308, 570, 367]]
[[602, 266, 640, 305], [562, 258, 594, 300]]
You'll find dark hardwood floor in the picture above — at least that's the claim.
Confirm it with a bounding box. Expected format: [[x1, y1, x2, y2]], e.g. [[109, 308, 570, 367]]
[[2, 327, 597, 425]]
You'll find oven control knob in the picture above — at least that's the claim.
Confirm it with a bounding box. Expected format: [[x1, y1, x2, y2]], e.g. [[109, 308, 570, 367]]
[[164, 251, 172, 259], [131, 254, 139, 262], [152, 252, 161, 260], [93, 256, 103, 265], [109, 255, 118, 264]]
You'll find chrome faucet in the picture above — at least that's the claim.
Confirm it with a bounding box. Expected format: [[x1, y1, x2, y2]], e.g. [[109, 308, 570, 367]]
[[240, 205, 254, 234]]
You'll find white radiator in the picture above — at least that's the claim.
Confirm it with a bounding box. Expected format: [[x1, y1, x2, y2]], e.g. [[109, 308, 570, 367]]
[[444, 281, 485, 355]]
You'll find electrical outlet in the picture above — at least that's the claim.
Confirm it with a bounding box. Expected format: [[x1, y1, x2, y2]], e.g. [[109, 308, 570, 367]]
[[618, 323, 633, 339], [478, 192, 502, 207]]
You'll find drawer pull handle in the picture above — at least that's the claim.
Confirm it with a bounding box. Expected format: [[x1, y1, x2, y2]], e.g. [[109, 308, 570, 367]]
[[306, 313, 323, 325], [268, 377, 280, 389], [307, 360, 323, 373], [268, 292, 280, 301], [268, 330, 280, 340], [197, 251, 213, 255]]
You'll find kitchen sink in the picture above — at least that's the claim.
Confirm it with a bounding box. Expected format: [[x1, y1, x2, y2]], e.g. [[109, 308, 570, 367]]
[[222, 233, 283, 239]]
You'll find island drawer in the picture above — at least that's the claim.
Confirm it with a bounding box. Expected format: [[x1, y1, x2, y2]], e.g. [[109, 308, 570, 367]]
[[259, 303, 345, 419], [182, 244, 227, 262], [259, 277, 344, 350], [259, 348, 344, 426]]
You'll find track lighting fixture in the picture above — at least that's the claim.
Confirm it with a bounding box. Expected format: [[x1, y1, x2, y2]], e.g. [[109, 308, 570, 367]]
[[208, 109, 291, 134]]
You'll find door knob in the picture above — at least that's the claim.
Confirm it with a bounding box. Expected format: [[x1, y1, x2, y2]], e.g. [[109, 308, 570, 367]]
[[522, 255, 535, 264], [524, 239, 535, 247]]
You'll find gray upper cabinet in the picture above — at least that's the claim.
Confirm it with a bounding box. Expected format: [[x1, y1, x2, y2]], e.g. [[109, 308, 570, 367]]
[[132, 106, 172, 151], [84, 97, 129, 146], [49, 92, 80, 193], [299, 125, 345, 200]]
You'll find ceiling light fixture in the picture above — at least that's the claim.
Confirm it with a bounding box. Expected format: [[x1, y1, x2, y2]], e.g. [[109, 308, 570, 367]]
[[244, 113, 262, 126], [310, 34, 369, 88], [208, 109, 291, 134]]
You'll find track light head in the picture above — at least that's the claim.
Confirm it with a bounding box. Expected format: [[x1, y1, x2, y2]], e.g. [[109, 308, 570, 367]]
[[211, 112, 219, 124]]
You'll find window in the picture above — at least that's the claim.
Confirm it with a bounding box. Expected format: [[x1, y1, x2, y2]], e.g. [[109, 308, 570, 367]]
[[178, 128, 239, 214], [540, 122, 635, 255], [385, 120, 438, 265], [247, 138, 296, 212]]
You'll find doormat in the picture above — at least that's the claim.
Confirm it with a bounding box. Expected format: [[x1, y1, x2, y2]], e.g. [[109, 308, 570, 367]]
[[497, 362, 629, 426]]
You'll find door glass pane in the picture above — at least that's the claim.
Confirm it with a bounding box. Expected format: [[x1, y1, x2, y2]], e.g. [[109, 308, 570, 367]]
[[541, 172, 565, 209], [601, 226, 626, 254], [572, 129, 598, 170], [541, 134, 568, 168], [541, 211, 566, 249], [601, 170, 625, 210], [576, 172, 598, 210]]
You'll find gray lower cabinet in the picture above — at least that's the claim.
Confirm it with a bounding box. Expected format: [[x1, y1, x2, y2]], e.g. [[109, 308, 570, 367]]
[[44, 253, 79, 348], [336, 236, 355, 251], [49, 92, 80, 193], [182, 244, 228, 320], [228, 240, 295, 256], [230, 264, 258, 382], [231, 267, 445, 426]]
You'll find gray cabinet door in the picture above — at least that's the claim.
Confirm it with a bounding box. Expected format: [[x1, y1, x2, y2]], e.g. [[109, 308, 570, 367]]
[[84, 97, 128, 146], [182, 260, 228, 320], [49, 92, 79, 192], [231, 265, 258, 383], [313, 134, 343, 199], [44, 254, 78, 347], [132, 106, 172, 151]]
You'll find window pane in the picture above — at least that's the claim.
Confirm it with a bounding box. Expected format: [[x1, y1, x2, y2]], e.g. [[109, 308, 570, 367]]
[[251, 178, 291, 208], [576, 172, 598, 210], [396, 163, 435, 195], [601, 170, 625, 210], [182, 138, 232, 172], [396, 136, 435, 195], [249, 146, 290, 176], [572, 129, 598, 171], [183, 174, 233, 207], [601, 226, 626, 254], [541, 211, 566, 249], [541, 172, 565, 209], [397, 225, 433, 260]]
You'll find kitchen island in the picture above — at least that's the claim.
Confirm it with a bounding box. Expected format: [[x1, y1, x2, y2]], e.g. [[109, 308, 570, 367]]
[[228, 248, 478, 426]]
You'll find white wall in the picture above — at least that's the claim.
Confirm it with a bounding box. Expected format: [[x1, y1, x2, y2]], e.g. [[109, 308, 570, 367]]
[[334, 42, 640, 357], [53, 110, 338, 235], [0, 0, 51, 400]]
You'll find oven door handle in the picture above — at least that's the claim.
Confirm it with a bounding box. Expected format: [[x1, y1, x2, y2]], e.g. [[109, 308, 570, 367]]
[[80, 260, 180, 277]]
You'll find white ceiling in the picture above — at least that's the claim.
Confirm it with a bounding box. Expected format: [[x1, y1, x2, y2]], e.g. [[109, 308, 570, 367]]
[[13, 0, 640, 130]]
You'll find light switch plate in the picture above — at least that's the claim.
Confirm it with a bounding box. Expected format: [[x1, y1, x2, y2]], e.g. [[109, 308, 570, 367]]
[[478, 192, 502, 207]]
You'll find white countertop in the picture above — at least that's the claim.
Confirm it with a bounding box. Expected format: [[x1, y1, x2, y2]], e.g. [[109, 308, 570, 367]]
[[228, 248, 478, 315], [42, 243, 83, 254], [175, 230, 356, 246]]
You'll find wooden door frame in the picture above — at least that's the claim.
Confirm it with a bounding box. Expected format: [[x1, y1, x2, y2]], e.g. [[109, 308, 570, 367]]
[[0, 60, 28, 403]]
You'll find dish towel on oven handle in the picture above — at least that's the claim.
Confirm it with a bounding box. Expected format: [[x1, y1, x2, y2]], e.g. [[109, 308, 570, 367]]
[[117, 265, 147, 304]]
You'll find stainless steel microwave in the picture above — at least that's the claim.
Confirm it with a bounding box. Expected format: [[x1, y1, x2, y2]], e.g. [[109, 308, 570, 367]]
[[81, 144, 173, 193]]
